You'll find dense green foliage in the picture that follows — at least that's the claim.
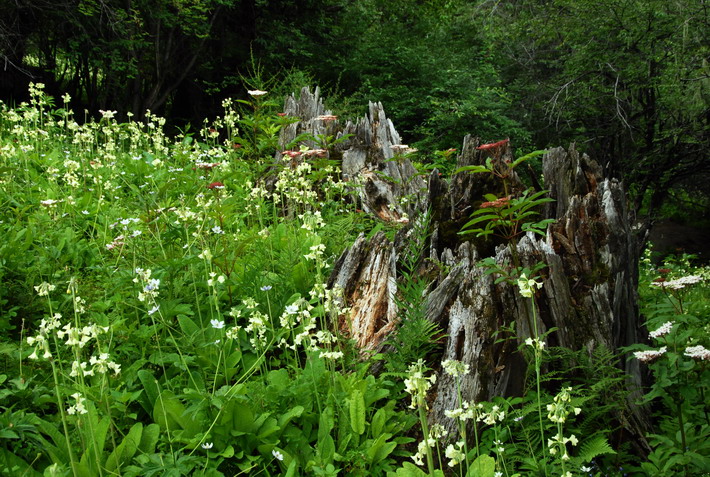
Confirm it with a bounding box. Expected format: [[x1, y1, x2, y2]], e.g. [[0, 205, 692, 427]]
[[0, 84, 708, 476], [3, 0, 706, 215]]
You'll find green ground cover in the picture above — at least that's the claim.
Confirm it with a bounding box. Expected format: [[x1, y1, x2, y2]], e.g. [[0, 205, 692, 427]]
[[0, 84, 708, 476]]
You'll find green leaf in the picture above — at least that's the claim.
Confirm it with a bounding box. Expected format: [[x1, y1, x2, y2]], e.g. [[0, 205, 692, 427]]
[[392, 462, 429, 476], [349, 390, 366, 435], [138, 424, 160, 454], [511, 150, 547, 168], [366, 434, 396, 464], [177, 315, 200, 339], [318, 434, 336, 463], [105, 422, 143, 472], [318, 406, 335, 441], [278, 405, 304, 428], [371, 408, 386, 437], [466, 454, 496, 477], [152, 390, 200, 438], [137, 369, 160, 413], [454, 165, 490, 175]]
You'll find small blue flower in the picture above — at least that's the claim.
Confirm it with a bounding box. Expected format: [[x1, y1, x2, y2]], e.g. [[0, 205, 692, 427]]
[[261, 285, 272, 291]]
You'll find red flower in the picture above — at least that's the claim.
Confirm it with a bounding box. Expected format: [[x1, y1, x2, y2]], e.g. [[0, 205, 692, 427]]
[[476, 139, 509, 151], [277, 113, 287, 117], [653, 277, 667, 283], [480, 196, 511, 209], [207, 181, 225, 190]]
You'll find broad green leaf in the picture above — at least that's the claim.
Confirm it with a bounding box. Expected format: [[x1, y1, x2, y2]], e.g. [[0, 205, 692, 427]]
[[137, 369, 160, 413], [177, 315, 200, 339], [278, 405, 304, 428], [318, 434, 336, 463], [511, 149, 547, 168], [466, 454, 496, 477], [318, 406, 335, 441], [366, 434, 396, 464], [371, 407, 386, 437], [349, 390, 366, 435], [105, 422, 143, 471]]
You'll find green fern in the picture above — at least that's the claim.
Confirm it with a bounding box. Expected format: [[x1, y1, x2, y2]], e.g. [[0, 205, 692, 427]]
[[575, 434, 616, 463], [383, 209, 442, 373]]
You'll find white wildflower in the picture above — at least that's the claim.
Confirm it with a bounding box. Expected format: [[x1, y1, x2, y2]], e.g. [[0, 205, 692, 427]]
[[442, 359, 470, 378], [649, 321, 674, 339], [517, 272, 543, 298], [651, 274, 702, 290], [685, 345, 710, 361], [633, 346, 667, 362]]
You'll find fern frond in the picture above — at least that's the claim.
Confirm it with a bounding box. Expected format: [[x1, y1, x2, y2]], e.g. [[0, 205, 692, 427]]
[[576, 434, 616, 463]]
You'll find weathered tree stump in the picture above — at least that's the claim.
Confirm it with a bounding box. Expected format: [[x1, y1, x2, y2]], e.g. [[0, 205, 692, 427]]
[[280, 87, 649, 443]]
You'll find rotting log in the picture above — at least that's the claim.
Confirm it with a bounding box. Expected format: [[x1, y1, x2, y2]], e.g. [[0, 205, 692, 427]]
[[280, 87, 650, 446]]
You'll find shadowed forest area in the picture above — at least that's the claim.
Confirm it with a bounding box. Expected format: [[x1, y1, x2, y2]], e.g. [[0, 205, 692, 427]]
[[2, 0, 709, 229], [1, 1, 709, 476]]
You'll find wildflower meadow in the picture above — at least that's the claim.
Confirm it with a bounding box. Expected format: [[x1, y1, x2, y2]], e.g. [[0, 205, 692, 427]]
[[0, 83, 708, 476]]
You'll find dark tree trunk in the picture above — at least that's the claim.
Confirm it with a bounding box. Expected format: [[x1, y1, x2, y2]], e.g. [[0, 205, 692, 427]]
[[280, 87, 650, 446]]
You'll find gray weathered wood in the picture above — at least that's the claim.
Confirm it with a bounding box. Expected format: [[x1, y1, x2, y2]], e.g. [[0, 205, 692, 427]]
[[280, 87, 649, 445]]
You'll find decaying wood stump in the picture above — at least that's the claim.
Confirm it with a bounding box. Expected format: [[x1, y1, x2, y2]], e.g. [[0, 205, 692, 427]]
[[279, 87, 649, 442]]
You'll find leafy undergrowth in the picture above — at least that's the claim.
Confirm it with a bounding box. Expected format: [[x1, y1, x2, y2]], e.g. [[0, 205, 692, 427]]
[[0, 84, 708, 476]]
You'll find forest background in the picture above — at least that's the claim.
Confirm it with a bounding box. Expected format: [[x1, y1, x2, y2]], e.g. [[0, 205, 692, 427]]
[[1, 1, 710, 476], [1, 0, 708, 227]]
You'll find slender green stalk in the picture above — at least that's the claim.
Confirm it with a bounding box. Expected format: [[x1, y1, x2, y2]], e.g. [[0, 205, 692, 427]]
[[50, 359, 79, 477], [417, 404, 435, 476], [530, 297, 548, 477]]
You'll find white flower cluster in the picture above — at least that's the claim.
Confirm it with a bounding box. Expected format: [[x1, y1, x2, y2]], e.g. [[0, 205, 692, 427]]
[[517, 273, 543, 298], [525, 337, 546, 351], [319, 350, 344, 360], [649, 321, 674, 339], [34, 282, 56, 297], [442, 359, 470, 378], [444, 400, 479, 422], [684, 345, 710, 361], [411, 436, 436, 467], [650, 274, 703, 290], [548, 432, 578, 460], [546, 387, 581, 424], [63, 159, 81, 188], [404, 359, 436, 410], [246, 310, 269, 348], [444, 440, 466, 467], [70, 352, 120, 377], [411, 424, 447, 467], [479, 404, 506, 426], [299, 210, 326, 232], [57, 322, 109, 348], [67, 392, 88, 415], [304, 243, 326, 262], [134, 268, 160, 302], [633, 347, 667, 362], [207, 272, 226, 287], [26, 312, 62, 360]]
